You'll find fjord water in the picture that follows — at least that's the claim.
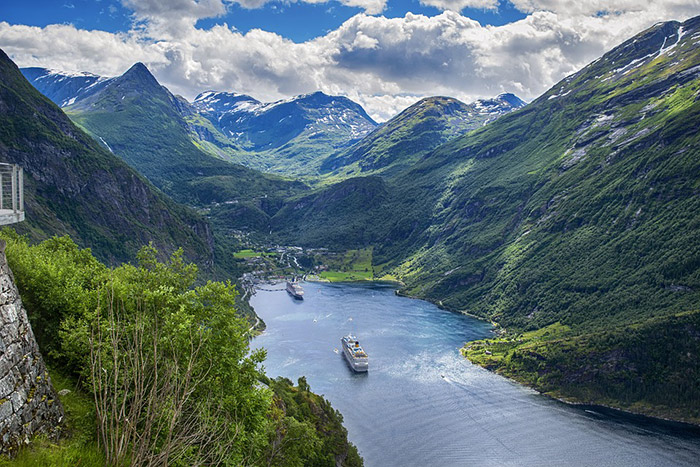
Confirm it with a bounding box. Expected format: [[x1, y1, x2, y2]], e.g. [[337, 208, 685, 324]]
[[251, 282, 700, 466]]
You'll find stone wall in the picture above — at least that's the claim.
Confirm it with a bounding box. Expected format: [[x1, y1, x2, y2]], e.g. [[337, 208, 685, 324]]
[[0, 240, 63, 455]]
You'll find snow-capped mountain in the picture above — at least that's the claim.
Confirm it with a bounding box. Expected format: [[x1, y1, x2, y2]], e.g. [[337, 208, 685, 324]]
[[20, 67, 114, 107], [321, 93, 526, 176], [193, 90, 378, 153], [21, 66, 380, 176], [473, 93, 527, 117]]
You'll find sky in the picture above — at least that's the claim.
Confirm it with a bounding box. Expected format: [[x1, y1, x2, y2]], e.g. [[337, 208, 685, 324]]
[[1, 0, 699, 121]]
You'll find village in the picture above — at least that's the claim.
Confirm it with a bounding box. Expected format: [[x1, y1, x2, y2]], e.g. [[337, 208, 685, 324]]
[[235, 244, 377, 298]]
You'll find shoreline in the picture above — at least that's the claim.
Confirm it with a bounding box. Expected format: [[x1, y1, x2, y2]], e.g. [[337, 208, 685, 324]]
[[395, 287, 700, 429], [394, 288, 495, 325], [464, 355, 700, 430], [245, 277, 699, 430], [548, 392, 700, 431]]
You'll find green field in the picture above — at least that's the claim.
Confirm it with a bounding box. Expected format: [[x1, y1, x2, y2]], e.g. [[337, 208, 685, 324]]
[[233, 249, 274, 258], [463, 312, 700, 424], [318, 248, 374, 282]]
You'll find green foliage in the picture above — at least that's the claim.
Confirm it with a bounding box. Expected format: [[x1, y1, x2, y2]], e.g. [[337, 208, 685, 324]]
[[266, 377, 363, 467], [271, 176, 393, 250], [1, 233, 362, 466], [82, 249, 269, 464], [318, 248, 374, 282], [0, 369, 105, 467], [233, 249, 274, 258], [2, 230, 105, 365], [464, 311, 700, 424]]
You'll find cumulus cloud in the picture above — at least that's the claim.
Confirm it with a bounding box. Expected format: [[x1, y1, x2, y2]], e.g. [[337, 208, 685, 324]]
[[1, 1, 699, 121], [121, 0, 386, 31], [336, 0, 387, 15], [0, 22, 166, 76], [122, 0, 228, 20], [510, 0, 700, 16], [419, 0, 498, 13]]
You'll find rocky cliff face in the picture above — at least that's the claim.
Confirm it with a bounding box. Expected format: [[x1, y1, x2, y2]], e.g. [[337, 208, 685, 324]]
[[0, 240, 63, 455]]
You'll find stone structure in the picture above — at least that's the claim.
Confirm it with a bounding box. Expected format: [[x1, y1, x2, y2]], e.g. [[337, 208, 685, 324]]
[[0, 240, 63, 455]]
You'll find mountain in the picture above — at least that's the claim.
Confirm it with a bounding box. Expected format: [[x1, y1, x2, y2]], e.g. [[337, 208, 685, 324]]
[[320, 93, 526, 177], [21, 66, 379, 178], [193, 90, 378, 175], [271, 176, 392, 248], [20, 67, 114, 107], [0, 50, 213, 266], [272, 17, 700, 422], [61, 63, 307, 211]]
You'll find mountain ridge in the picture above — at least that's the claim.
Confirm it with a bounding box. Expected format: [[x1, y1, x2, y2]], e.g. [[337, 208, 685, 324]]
[[269, 15, 700, 422], [192, 89, 378, 175], [60, 61, 307, 209], [21, 64, 526, 180], [0, 49, 214, 267], [320, 93, 526, 177]]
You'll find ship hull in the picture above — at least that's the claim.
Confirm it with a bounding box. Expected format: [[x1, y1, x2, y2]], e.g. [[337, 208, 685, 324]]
[[286, 282, 304, 300], [341, 337, 369, 372], [286, 288, 304, 300]]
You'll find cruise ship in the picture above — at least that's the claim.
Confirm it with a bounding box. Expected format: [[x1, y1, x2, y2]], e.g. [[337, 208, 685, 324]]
[[341, 335, 369, 372], [286, 280, 304, 300]]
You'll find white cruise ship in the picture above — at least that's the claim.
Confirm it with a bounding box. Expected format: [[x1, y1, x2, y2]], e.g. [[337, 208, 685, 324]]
[[341, 335, 369, 372]]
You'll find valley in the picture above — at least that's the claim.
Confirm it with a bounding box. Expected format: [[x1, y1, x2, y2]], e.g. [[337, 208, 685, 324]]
[[2, 8, 700, 464], [15, 16, 700, 425]]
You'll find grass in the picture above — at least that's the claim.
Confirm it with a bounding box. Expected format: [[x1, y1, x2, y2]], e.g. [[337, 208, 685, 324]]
[[0, 369, 104, 467], [463, 312, 700, 424], [318, 248, 374, 282], [318, 270, 372, 282], [463, 322, 573, 367], [233, 249, 274, 258]]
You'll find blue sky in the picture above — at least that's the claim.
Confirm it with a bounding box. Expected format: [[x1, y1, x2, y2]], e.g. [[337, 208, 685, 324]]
[[4, 0, 526, 42], [1, 0, 698, 120]]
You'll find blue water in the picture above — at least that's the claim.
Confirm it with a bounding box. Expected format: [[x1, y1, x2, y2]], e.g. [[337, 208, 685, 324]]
[[251, 282, 700, 466]]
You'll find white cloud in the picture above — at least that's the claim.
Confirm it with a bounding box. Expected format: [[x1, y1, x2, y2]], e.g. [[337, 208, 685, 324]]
[[0, 22, 166, 76], [336, 0, 386, 15], [351, 93, 425, 121], [510, 0, 700, 16], [121, 0, 387, 31], [419, 0, 498, 13], [1, 2, 699, 121], [122, 0, 228, 20]]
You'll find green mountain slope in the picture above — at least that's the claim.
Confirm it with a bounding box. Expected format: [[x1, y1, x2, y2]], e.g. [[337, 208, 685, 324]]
[[321, 94, 524, 178], [62, 63, 308, 243], [395, 17, 700, 326], [65, 63, 307, 208], [271, 176, 393, 248], [272, 17, 700, 421], [0, 49, 213, 266], [193, 90, 378, 177]]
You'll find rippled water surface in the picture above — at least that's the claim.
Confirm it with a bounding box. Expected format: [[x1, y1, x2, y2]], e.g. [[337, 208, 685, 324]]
[[251, 282, 700, 466]]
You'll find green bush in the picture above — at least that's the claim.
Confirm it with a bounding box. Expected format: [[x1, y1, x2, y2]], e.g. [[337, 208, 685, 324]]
[[1, 232, 362, 466]]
